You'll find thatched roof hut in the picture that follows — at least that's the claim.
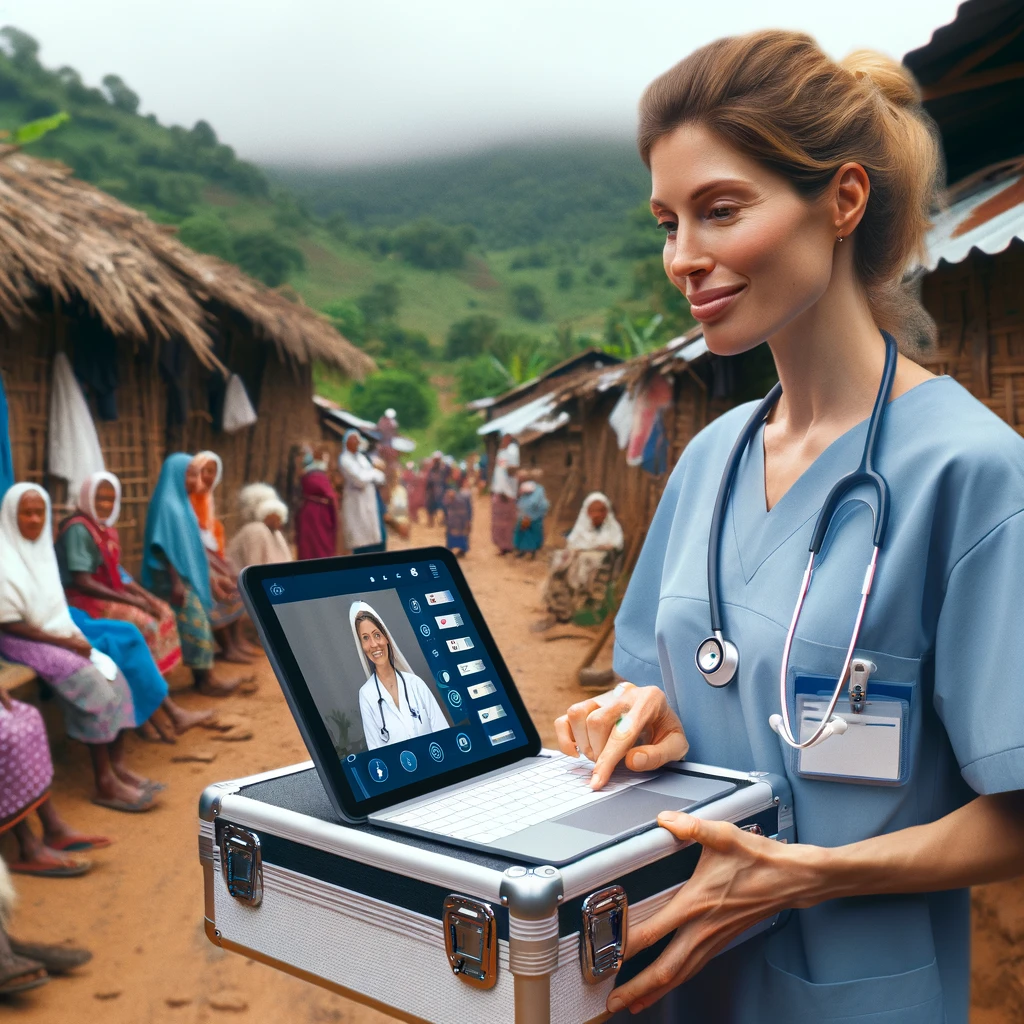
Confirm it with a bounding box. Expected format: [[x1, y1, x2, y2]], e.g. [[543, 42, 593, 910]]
[[0, 146, 374, 569]]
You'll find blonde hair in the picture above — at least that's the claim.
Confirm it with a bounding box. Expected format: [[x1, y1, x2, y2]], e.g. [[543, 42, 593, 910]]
[[639, 31, 942, 344]]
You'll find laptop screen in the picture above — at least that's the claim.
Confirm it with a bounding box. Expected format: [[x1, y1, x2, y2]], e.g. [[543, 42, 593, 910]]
[[248, 548, 539, 817]]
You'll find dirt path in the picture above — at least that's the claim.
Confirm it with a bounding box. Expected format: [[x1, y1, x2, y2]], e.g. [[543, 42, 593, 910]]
[[1, 499, 1017, 1022]]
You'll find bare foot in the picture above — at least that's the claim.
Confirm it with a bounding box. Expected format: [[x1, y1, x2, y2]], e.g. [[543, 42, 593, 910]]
[[169, 705, 216, 734], [218, 646, 256, 664], [194, 674, 242, 697], [95, 775, 149, 807], [136, 721, 164, 743]]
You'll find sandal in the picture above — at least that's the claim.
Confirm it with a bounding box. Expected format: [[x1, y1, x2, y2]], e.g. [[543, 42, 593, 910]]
[[45, 834, 112, 853], [91, 793, 156, 814], [8, 941, 91, 975], [7, 851, 91, 878], [0, 954, 48, 995]]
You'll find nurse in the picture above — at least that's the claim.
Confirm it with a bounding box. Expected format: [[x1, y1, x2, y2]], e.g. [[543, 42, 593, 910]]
[[352, 602, 448, 751], [555, 31, 1024, 1024]]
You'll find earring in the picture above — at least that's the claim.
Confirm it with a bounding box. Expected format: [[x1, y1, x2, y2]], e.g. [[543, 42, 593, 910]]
[[836, 235, 844, 242]]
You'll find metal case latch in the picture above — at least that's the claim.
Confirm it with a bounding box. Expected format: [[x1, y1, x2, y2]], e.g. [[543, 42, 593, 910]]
[[580, 885, 628, 984], [849, 658, 876, 714], [218, 824, 263, 907], [443, 895, 497, 989]]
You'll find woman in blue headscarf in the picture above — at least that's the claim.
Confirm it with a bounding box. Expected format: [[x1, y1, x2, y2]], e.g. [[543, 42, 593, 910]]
[[142, 454, 247, 696]]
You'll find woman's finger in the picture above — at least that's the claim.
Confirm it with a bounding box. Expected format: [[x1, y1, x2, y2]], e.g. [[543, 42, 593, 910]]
[[623, 729, 689, 773], [589, 706, 650, 789], [553, 715, 578, 757], [566, 698, 601, 759]]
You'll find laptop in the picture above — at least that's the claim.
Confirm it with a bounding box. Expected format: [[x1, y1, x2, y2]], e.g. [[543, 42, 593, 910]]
[[239, 547, 734, 865]]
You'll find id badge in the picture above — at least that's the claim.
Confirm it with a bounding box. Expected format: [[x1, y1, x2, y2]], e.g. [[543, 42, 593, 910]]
[[795, 693, 909, 785]]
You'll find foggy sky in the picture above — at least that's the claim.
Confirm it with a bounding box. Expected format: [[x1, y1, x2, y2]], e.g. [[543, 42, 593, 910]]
[[3, 0, 956, 167]]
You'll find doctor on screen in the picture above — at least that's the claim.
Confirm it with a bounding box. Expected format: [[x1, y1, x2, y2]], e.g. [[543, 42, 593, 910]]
[[352, 602, 448, 750]]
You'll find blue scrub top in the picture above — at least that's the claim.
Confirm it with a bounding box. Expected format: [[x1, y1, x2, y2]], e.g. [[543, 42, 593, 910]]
[[613, 375, 1024, 1024]]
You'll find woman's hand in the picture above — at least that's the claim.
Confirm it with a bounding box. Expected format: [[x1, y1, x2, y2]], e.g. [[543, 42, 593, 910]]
[[554, 681, 689, 789], [66, 636, 93, 658], [0, 687, 12, 712], [520, 517, 532, 529], [607, 812, 815, 1015], [211, 576, 234, 602], [169, 578, 186, 608]]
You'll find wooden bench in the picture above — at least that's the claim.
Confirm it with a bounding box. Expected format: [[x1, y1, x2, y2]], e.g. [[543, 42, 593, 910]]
[[0, 658, 37, 694]]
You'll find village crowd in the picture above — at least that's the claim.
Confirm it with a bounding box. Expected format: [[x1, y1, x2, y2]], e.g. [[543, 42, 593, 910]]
[[0, 416, 626, 994]]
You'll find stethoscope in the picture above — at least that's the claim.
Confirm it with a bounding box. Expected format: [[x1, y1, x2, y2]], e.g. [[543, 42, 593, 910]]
[[374, 670, 422, 744], [696, 331, 898, 750]]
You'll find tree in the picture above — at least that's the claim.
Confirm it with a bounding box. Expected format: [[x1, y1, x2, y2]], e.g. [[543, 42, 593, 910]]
[[356, 280, 401, 323], [436, 411, 482, 459], [0, 27, 40, 70], [178, 214, 235, 261], [445, 314, 498, 360], [233, 231, 305, 287], [189, 120, 218, 147], [392, 218, 475, 270], [457, 355, 512, 404], [556, 267, 574, 291], [511, 283, 545, 322], [325, 211, 349, 242], [349, 370, 433, 429], [322, 299, 366, 346], [101, 73, 140, 114]]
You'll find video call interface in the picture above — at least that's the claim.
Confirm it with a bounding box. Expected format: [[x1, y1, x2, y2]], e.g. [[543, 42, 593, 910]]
[[264, 558, 529, 801]]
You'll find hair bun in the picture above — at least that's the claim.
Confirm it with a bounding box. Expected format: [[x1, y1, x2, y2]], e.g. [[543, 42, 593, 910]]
[[841, 50, 920, 109]]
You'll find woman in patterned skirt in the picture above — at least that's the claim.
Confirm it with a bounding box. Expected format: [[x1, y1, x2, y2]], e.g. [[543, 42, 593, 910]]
[[0, 688, 110, 876], [57, 471, 211, 741], [0, 485, 156, 812]]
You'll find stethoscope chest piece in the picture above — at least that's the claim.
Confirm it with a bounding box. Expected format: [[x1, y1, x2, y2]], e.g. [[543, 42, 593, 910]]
[[696, 633, 738, 687]]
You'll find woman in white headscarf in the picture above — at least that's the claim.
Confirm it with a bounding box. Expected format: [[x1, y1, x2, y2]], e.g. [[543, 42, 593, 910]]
[[0, 485, 157, 812], [541, 492, 625, 625], [227, 484, 293, 571], [339, 431, 386, 554], [352, 602, 448, 751]]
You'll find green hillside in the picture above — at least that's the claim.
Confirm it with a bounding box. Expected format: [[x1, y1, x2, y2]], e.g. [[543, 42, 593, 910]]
[[1, 25, 693, 454]]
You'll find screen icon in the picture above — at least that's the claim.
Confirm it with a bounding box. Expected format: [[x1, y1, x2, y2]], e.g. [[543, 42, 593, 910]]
[[446, 636, 475, 653], [488, 729, 515, 747], [428, 742, 444, 763], [467, 680, 496, 700], [458, 659, 485, 676], [435, 613, 464, 629], [435, 670, 451, 686], [426, 590, 454, 606], [456, 733, 472, 753], [419, 623, 431, 637], [370, 577, 375, 583], [429, 564, 439, 578], [431, 649, 440, 658], [478, 704, 507, 724], [382, 575, 388, 580], [396, 572, 402, 579], [368, 758, 389, 782], [446, 689, 463, 708], [269, 583, 284, 597], [408, 598, 421, 614], [399, 750, 418, 772], [410, 568, 419, 577]]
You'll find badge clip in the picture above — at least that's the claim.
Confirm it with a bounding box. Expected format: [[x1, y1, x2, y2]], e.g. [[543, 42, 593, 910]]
[[848, 658, 875, 714]]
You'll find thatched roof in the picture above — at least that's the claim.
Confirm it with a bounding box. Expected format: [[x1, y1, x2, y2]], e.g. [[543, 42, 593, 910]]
[[0, 147, 374, 377]]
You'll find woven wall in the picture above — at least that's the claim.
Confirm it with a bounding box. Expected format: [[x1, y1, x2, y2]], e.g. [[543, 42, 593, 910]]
[[0, 312, 320, 575]]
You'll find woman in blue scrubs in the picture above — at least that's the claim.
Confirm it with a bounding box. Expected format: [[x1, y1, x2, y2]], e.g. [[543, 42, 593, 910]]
[[555, 31, 1024, 1024]]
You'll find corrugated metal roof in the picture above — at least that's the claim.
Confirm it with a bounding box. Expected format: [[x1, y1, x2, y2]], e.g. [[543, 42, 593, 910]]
[[477, 393, 560, 437], [924, 163, 1024, 269]]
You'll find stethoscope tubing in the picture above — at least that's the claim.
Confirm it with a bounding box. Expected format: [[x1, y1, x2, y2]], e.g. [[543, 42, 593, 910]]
[[374, 669, 422, 743], [702, 331, 898, 749]]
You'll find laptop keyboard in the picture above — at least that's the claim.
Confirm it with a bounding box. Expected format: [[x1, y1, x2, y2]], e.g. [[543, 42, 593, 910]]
[[377, 755, 653, 845]]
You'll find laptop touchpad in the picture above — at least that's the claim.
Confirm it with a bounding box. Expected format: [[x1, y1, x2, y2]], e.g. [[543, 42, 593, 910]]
[[552, 775, 736, 836]]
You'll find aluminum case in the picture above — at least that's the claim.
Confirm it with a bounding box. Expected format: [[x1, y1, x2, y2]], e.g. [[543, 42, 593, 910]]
[[199, 757, 794, 1024]]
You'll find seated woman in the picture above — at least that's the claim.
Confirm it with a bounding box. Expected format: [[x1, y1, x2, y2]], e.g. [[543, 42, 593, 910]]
[[227, 484, 293, 571], [142, 455, 250, 697], [352, 603, 448, 751], [57, 472, 211, 741], [513, 474, 549, 560], [0, 485, 156, 813], [444, 467, 473, 557], [1, 687, 110, 877], [188, 452, 257, 663], [541, 492, 625, 626]]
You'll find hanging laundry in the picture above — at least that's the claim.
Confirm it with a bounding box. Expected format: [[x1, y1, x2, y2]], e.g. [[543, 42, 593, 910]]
[[0, 369, 13, 501], [222, 374, 258, 433], [626, 374, 672, 467], [608, 388, 635, 451], [640, 412, 669, 476], [48, 352, 105, 495]]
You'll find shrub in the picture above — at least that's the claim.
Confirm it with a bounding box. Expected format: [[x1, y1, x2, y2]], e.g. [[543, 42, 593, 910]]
[[511, 283, 545, 322], [356, 280, 401, 323], [445, 314, 498, 360], [233, 231, 305, 287], [322, 299, 366, 346], [556, 267, 574, 291], [457, 355, 512, 404], [349, 370, 433, 429], [178, 214, 234, 261]]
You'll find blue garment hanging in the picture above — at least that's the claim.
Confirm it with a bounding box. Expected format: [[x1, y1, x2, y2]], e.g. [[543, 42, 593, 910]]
[[141, 453, 212, 609], [0, 371, 14, 502]]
